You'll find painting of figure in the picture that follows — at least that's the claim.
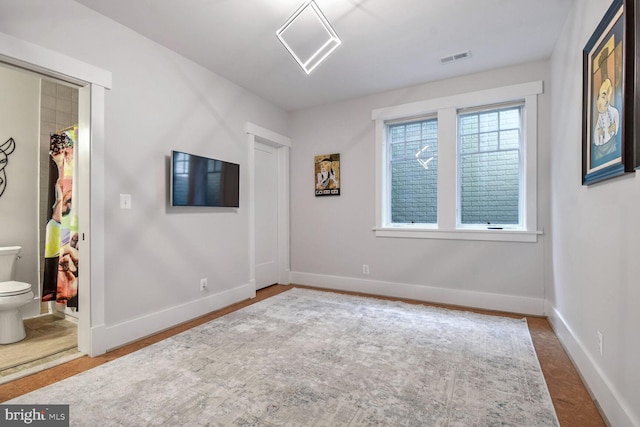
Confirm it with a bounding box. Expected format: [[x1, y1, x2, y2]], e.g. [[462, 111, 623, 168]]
[[589, 22, 623, 171], [315, 153, 340, 196], [582, 0, 634, 184]]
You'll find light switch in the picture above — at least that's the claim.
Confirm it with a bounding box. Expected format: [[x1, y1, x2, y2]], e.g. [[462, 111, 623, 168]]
[[120, 194, 132, 209]]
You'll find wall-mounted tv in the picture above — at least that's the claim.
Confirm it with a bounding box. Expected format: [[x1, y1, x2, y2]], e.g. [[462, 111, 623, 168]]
[[170, 150, 240, 207]]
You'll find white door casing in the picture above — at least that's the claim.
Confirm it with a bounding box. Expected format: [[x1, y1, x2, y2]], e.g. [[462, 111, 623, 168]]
[[245, 122, 291, 292]]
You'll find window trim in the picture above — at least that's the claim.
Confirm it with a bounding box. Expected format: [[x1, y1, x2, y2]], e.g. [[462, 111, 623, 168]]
[[372, 81, 543, 243]]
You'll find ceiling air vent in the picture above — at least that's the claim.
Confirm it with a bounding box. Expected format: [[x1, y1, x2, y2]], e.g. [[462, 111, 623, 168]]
[[440, 50, 471, 64]]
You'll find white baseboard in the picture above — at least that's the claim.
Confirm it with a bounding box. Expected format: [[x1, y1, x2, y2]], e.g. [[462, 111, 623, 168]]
[[290, 272, 545, 315], [545, 301, 638, 427], [89, 283, 254, 355]]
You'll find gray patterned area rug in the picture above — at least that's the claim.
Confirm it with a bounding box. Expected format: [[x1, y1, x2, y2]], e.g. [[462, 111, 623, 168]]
[[8, 288, 559, 426]]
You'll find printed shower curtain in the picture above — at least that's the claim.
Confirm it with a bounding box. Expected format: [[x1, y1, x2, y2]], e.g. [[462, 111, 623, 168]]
[[42, 126, 79, 309]]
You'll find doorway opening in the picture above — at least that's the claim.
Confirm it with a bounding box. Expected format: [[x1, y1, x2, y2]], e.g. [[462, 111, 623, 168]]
[[0, 65, 82, 382], [1, 32, 111, 361]]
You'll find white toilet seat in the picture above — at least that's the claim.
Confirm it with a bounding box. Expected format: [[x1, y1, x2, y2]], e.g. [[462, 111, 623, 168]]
[[0, 280, 32, 297]]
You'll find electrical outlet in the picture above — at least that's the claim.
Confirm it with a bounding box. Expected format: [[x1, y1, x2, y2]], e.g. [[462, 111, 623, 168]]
[[200, 278, 208, 291], [362, 264, 370, 275], [597, 330, 603, 356]]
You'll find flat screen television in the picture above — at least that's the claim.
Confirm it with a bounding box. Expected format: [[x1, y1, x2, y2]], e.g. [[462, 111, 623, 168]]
[[170, 150, 240, 207]]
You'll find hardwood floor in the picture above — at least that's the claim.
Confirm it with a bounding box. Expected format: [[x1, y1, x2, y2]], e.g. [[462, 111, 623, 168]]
[[0, 285, 605, 426]]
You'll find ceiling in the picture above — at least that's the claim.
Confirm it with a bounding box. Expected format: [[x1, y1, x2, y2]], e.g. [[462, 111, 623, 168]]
[[74, 0, 574, 112]]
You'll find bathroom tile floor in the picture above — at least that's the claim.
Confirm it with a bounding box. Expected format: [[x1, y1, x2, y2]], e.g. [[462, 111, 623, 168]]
[[0, 314, 81, 384]]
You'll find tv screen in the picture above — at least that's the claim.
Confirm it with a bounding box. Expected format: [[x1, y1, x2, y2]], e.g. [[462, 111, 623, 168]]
[[171, 150, 240, 207]]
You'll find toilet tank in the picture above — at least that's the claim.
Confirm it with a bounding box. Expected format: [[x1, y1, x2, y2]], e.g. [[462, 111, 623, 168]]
[[0, 246, 21, 282]]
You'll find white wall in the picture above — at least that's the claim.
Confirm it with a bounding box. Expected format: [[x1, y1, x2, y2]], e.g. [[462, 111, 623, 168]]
[[0, 0, 289, 349], [0, 66, 40, 318], [549, 1, 640, 426], [289, 60, 552, 315]]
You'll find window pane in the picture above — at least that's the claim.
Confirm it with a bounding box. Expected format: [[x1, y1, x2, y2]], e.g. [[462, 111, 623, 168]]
[[406, 139, 421, 155], [499, 109, 520, 128], [390, 142, 405, 158], [405, 123, 422, 141], [500, 129, 520, 149], [388, 118, 438, 224], [479, 132, 498, 152], [391, 158, 438, 223], [460, 115, 477, 134], [459, 150, 520, 225], [458, 105, 522, 226], [479, 112, 498, 132], [460, 134, 478, 153]]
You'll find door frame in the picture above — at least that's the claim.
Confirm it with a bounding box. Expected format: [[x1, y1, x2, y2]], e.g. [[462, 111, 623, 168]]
[[245, 122, 291, 291], [0, 32, 111, 356]]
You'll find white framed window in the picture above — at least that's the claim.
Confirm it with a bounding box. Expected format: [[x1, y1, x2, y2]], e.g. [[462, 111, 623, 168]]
[[457, 102, 523, 228], [387, 116, 438, 225], [372, 81, 543, 242]]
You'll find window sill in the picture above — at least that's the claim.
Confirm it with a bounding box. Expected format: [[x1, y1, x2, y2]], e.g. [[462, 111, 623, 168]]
[[372, 227, 542, 242]]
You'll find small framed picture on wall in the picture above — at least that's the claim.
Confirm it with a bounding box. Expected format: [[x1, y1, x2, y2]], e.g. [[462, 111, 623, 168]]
[[315, 153, 340, 196]]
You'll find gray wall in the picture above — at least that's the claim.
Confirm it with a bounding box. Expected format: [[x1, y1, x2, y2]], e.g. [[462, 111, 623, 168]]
[[0, 0, 289, 332], [3, 1, 638, 424], [289, 60, 552, 310], [549, 1, 640, 425]]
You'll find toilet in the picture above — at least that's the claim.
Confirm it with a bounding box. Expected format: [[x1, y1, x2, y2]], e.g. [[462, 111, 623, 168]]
[[0, 246, 34, 344]]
